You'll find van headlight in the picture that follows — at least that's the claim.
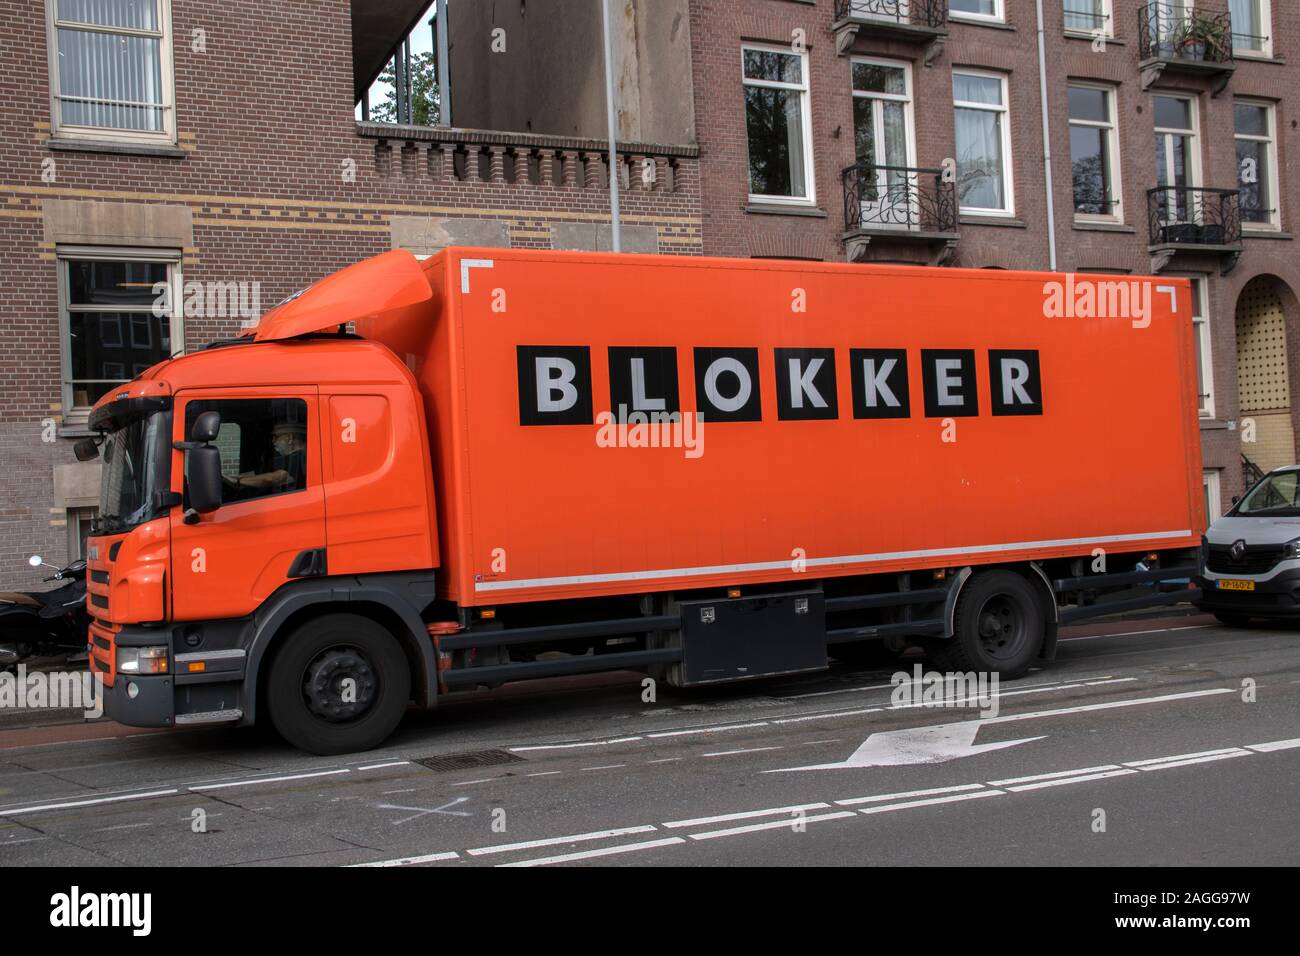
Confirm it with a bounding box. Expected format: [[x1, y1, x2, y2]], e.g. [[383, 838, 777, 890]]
[[1286, 538, 1300, 560], [117, 645, 169, 675]]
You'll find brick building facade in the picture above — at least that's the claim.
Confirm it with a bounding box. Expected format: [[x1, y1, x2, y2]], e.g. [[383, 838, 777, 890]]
[[0, 0, 701, 587], [687, 0, 1300, 521]]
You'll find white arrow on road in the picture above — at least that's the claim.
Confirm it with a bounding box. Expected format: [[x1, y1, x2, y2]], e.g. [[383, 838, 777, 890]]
[[764, 687, 1237, 772], [766, 720, 1044, 771]]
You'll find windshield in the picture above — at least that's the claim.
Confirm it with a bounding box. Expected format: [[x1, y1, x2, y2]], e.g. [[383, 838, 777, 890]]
[[1236, 471, 1300, 517], [99, 410, 173, 533]]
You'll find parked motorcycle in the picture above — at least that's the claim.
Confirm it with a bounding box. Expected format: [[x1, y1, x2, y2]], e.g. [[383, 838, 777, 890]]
[[0, 555, 90, 667]]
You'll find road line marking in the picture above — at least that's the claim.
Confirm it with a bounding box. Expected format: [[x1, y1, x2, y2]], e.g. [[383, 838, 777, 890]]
[[1124, 748, 1247, 767], [982, 687, 1236, 726], [189, 769, 349, 791], [580, 764, 627, 772], [857, 789, 1006, 813], [526, 771, 563, 777], [468, 825, 658, 857], [835, 784, 986, 807], [989, 765, 1122, 786], [1004, 769, 1138, 792], [0, 788, 179, 816], [1246, 738, 1300, 753], [350, 851, 460, 867], [664, 803, 831, 829], [452, 778, 497, 786], [773, 708, 882, 725], [509, 736, 643, 752], [1060, 625, 1203, 642], [702, 746, 783, 757], [646, 757, 681, 764], [1129, 752, 1250, 772], [646, 722, 770, 739], [357, 761, 410, 771], [690, 811, 856, 841], [498, 836, 684, 866]]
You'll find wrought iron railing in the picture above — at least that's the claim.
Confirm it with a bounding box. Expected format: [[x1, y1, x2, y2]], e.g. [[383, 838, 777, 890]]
[[833, 0, 948, 29], [843, 163, 957, 234], [1139, 1, 1234, 64], [1146, 186, 1241, 247]]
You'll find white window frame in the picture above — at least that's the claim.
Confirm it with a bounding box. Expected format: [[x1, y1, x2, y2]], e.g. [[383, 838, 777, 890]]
[[1231, 0, 1273, 58], [1203, 470, 1221, 522], [45, 0, 177, 145], [949, 0, 1005, 26], [1153, 93, 1202, 223], [1068, 83, 1123, 223], [1180, 276, 1215, 419], [1064, 0, 1113, 38], [850, 56, 918, 167], [741, 42, 816, 207], [952, 69, 1015, 217], [1234, 98, 1280, 231], [57, 245, 184, 423]]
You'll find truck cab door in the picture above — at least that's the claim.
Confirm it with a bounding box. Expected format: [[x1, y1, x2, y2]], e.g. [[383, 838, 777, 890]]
[[169, 388, 326, 622]]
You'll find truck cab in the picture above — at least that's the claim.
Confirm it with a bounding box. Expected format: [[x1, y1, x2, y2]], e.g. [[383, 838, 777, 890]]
[[81, 252, 445, 753]]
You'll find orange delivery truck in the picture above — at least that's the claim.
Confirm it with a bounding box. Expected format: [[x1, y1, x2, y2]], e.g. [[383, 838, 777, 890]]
[[76, 248, 1205, 754]]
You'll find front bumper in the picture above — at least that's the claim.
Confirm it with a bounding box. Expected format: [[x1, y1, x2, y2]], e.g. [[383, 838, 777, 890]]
[[103, 672, 175, 727], [1195, 566, 1300, 617]]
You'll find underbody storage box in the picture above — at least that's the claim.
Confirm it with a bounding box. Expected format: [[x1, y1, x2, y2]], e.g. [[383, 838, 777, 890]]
[[675, 589, 826, 686]]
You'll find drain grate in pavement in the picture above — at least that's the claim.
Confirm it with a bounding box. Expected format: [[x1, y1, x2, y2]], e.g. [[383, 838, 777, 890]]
[[415, 749, 526, 773]]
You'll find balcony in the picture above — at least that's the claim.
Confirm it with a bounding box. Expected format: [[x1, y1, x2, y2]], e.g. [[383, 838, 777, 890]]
[[832, 0, 948, 63], [842, 163, 958, 265], [1146, 186, 1243, 274], [1138, 2, 1235, 95]]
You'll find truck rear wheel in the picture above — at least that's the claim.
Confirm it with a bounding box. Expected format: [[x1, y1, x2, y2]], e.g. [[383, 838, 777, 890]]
[[934, 571, 1044, 679], [265, 613, 410, 755]]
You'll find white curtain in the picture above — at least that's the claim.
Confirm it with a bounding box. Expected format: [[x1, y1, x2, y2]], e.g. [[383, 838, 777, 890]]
[[56, 0, 162, 131]]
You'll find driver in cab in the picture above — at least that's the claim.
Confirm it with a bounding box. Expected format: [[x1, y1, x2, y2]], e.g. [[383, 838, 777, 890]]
[[224, 421, 307, 498]]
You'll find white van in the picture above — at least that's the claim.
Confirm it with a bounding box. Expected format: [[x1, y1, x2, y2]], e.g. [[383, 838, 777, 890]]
[[1198, 465, 1300, 625]]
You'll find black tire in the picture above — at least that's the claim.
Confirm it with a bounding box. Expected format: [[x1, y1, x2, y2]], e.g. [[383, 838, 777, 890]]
[[265, 613, 410, 755], [932, 570, 1045, 679], [830, 641, 901, 667], [1213, 612, 1251, 627]]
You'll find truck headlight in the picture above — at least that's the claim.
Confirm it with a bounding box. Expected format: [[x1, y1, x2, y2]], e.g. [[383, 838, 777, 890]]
[[117, 645, 169, 675]]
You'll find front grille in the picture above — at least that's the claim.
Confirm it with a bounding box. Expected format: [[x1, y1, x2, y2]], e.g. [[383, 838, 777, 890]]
[[89, 592, 108, 610], [91, 570, 109, 585], [1207, 544, 1285, 575]]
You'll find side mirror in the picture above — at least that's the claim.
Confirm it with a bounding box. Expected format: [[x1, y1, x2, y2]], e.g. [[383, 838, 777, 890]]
[[187, 445, 223, 515], [73, 438, 100, 462], [1231, 495, 1240, 506], [191, 410, 221, 444]]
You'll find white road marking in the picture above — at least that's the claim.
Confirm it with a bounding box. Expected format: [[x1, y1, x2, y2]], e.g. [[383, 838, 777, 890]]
[[690, 811, 857, 841], [1128, 752, 1250, 772], [467, 825, 658, 857], [646, 721, 771, 739], [526, 771, 563, 777], [1124, 748, 1246, 767], [0, 788, 179, 816], [857, 789, 1005, 814], [510, 736, 644, 752], [769, 722, 1045, 772], [989, 765, 1122, 786], [580, 764, 627, 772], [646, 757, 681, 764], [498, 837, 685, 867], [190, 769, 349, 791], [350, 851, 460, 867], [982, 688, 1236, 725], [1003, 769, 1138, 792], [1060, 625, 1204, 642], [835, 784, 987, 807], [702, 746, 783, 757], [663, 803, 831, 829], [451, 778, 496, 786], [773, 707, 882, 725], [1247, 738, 1300, 753], [358, 761, 410, 771]]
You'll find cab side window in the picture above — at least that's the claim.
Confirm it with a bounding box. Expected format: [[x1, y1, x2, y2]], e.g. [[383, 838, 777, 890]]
[[183, 398, 309, 505]]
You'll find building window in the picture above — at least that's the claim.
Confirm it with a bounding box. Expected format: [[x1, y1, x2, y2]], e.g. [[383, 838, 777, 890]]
[[742, 44, 815, 205], [67, 506, 98, 560], [952, 70, 1013, 216], [46, 0, 175, 142], [1065, 0, 1111, 36], [1203, 470, 1221, 522], [58, 249, 182, 419], [1068, 85, 1122, 220], [1230, 0, 1272, 57], [1153, 94, 1199, 226], [1234, 100, 1279, 229], [950, 0, 1004, 23], [851, 59, 916, 226], [1187, 277, 1214, 418]]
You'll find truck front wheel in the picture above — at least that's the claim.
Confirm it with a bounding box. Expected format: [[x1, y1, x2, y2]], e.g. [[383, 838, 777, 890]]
[[265, 613, 411, 755], [934, 571, 1045, 679]]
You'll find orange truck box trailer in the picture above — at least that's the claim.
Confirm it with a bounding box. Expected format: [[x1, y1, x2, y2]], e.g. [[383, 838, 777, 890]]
[[80, 248, 1205, 753]]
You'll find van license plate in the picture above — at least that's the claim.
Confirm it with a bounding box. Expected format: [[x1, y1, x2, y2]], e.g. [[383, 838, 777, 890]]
[[1217, 579, 1256, 591]]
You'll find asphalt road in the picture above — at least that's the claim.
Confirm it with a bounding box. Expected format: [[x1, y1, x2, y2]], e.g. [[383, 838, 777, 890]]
[[1, 617, 1297, 867]]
